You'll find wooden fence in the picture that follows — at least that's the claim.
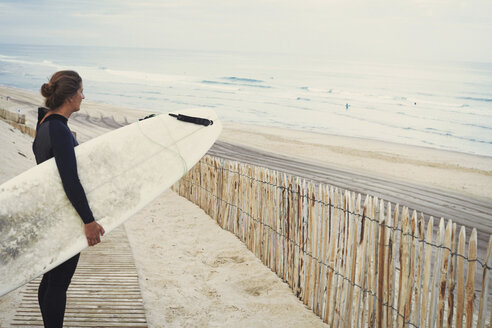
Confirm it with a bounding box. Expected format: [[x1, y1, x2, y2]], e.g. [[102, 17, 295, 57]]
[[172, 155, 492, 328], [0, 107, 36, 138]]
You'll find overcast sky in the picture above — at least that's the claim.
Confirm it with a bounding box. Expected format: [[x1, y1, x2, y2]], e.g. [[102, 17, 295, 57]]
[[0, 0, 491, 62]]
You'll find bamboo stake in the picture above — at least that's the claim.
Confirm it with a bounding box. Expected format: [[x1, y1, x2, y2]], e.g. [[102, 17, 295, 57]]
[[273, 172, 279, 276], [344, 192, 358, 328], [266, 169, 272, 268], [254, 167, 260, 257], [323, 187, 337, 323], [302, 181, 310, 305], [282, 174, 289, 282], [377, 199, 386, 328], [326, 189, 340, 326], [296, 179, 304, 299], [266, 168, 271, 267], [220, 162, 228, 230], [268, 171, 275, 271], [313, 184, 323, 315], [437, 219, 453, 328], [333, 189, 346, 327], [337, 191, 351, 327], [306, 181, 314, 307], [411, 214, 425, 326], [397, 207, 410, 328], [428, 218, 445, 328], [340, 190, 352, 326], [306, 182, 316, 310], [477, 235, 492, 328], [383, 202, 393, 328], [260, 168, 265, 264], [448, 223, 457, 328], [318, 185, 329, 319], [369, 197, 380, 326], [286, 173, 291, 284], [403, 211, 417, 328], [360, 196, 373, 328], [225, 161, 232, 232], [465, 228, 477, 328], [289, 176, 296, 290], [338, 191, 350, 326], [387, 204, 399, 327], [239, 164, 246, 243], [353, 195, 369, 327], [420, 217, 434, 328], [456, 226, 467, 328]]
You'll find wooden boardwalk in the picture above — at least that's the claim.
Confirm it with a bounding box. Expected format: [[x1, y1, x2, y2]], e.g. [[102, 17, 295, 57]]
[[10, 226, 148, 327]]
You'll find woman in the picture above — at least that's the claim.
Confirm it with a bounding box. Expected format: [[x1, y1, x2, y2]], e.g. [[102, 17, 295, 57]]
[[33, 70, 105, 328]]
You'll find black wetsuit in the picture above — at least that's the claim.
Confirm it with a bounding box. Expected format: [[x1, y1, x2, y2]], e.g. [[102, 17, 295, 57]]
[[32, 107, 94, 328]]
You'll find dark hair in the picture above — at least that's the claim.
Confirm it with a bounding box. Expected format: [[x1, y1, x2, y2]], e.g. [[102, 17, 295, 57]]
[[41, 70, 82, 109]]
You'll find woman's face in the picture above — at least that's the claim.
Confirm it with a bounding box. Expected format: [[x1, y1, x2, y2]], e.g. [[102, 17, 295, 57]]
[[70, 83, 85, 112]]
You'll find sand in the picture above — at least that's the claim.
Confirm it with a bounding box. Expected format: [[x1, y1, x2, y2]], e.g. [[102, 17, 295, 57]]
[[0, 85, 491, 327], [0, 87, 326, 327], [219, 123, 492, 201]]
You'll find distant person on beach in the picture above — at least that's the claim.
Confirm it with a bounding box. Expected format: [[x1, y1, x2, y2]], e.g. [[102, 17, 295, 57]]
[[33, 70, 105, 328]]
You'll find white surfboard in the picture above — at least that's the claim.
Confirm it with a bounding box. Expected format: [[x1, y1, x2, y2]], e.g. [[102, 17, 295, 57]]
[[0, 108, 221, 297]]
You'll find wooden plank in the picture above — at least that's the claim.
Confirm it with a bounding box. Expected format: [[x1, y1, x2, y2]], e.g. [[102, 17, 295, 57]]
[[306, 182, 316, 310], [313, 184, 324, 316], [465, 228, 477, 328], [437, 219, 452, 328], [330, 188, 341, 325], [403, 210, 417, 327], [387, 204, 399, 327], [369, 197, 379, 327], [293, 178, 302, 298], [428, 218, 445, 328], [376, 199, 386, 328], [410, 213, 424, 326], [316, 185, 327, 318], [288, 175, 295, 290], [324, 188, 340, 326], [420, 216, 434, 328], [397, 207, 410, 328], [337, 190, 351, 327], [456, 226, 467, 328], [12, 226, 148, 327], [382, 202, 392, 328], [448, 223, 458, 328], [351, 194, 364, 327], [477, 235, 492, 328], [344, 192, 358, 328]]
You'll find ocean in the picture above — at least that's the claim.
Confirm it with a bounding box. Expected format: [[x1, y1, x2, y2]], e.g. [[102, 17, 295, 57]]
[[1, 43, 491, 157]]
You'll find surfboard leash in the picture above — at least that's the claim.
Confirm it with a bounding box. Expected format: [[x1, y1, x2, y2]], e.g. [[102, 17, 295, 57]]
[[168, 113, 214, 126]]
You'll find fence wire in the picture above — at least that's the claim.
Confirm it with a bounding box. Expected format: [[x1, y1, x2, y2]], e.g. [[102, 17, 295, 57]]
[[173, 157, 492, 328]]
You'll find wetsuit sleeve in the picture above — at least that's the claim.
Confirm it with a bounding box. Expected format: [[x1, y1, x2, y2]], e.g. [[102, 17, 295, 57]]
[[49, 121, 95, 224]]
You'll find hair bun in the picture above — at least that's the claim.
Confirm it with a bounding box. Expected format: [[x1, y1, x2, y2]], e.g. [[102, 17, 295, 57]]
[[41, 83, 55, 97]]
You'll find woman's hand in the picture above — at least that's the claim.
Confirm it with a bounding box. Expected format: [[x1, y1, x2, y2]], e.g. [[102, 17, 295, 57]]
[[84, 221, 105, 246]]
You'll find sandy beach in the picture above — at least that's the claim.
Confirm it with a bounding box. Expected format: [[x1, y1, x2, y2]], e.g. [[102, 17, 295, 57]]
[[1, 85, 492, 327]]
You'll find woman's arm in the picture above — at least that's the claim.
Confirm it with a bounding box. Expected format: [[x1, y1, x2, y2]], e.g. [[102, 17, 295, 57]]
[[49, 121, 94, 224], [49, 121, 105, 245]]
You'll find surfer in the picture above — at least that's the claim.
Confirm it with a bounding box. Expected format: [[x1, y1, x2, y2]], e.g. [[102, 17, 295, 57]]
[[33, 70, 105, 328]]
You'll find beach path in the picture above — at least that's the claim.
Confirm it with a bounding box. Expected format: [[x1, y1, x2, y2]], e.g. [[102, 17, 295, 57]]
[[10, 226, 148, 327]]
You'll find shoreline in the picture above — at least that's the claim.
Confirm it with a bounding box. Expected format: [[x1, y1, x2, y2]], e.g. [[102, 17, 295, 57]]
[[2, 83, 491, 158]]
